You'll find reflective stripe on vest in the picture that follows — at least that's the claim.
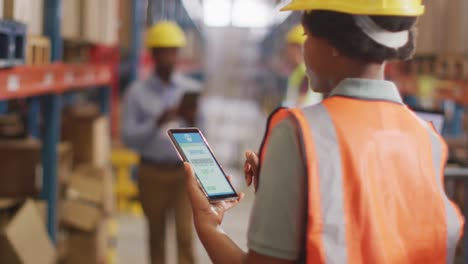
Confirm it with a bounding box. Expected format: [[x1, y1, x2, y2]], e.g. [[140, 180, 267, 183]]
[[419, 118, 464, 264], [293, 105, 347, 263], [259, 99, 464, 263]]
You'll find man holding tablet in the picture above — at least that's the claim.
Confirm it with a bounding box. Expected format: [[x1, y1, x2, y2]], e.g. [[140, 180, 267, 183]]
[[122, 21, 201, 264]]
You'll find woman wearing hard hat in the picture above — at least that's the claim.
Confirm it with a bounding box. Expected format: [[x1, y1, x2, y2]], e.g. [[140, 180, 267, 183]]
[[185, 0, 464, 263], [283, 24, 323, 107]]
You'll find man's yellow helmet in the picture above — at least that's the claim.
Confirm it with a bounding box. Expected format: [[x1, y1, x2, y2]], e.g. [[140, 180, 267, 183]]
[[281, 0, 424, 16], [146, 21, 187, 48]]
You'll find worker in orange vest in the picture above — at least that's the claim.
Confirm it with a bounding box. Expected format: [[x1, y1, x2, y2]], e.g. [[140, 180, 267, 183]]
[[183, 0, 464, 263]]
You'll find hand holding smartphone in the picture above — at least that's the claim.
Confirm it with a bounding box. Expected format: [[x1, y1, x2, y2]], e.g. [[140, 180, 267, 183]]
[[168, 128, 238, 203]]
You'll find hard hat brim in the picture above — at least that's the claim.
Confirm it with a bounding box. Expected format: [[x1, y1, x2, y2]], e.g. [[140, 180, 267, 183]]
[[280, 2, 425, 16], [280, 2, 304, 11], [147, 42, 186, 49]]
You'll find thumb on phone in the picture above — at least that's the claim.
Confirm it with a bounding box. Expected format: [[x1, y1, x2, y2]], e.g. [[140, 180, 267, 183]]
[[184, 162, 210, 209]]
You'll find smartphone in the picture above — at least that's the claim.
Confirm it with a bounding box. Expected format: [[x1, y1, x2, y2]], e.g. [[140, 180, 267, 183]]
[[168, 128, 239, 202]]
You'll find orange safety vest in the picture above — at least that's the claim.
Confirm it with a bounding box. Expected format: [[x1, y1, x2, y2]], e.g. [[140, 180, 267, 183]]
[[259, 96, 464, 263]]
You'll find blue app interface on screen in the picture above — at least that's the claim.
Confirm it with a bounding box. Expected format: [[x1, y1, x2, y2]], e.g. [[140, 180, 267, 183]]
[[173, 133, 235, 197]]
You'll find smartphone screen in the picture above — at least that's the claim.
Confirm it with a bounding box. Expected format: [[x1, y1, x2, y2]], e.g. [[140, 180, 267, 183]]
[[168, 129, 238, 201]]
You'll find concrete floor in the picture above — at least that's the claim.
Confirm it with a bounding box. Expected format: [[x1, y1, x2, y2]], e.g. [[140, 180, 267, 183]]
[[117, 170, 253, 264]]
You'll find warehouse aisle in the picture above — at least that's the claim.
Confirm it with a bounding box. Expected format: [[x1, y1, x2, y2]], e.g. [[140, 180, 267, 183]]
[[117, 170, 254, 264]]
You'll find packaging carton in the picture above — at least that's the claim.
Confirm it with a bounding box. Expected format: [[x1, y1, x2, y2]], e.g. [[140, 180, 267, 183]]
[[3, 0, 43, 35], [61, 197, 109, 264], [65, 219, 108, 264], [58, 142, 73, 186], [0, 199, 56, 264], [61, 0, 118, 44], [61, 199, 101, 232], [62, 105, 110, 167], [73, 165, 115, 215], [61, 0, 82, 40], [0, 139, 41, 198]]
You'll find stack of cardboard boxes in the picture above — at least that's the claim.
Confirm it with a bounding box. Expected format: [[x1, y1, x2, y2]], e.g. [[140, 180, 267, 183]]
[[2, 0, 44, 35], [0, 136, 58, 263], [60, 166, 114, 264], [62, 0, 118, 45], [0, 104, 115, 263], [59, 104, 114, 264]]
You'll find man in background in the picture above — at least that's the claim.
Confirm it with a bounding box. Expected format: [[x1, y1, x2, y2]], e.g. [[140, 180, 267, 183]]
[[282, 24, 323, 107], [122, 21, 200, 264]]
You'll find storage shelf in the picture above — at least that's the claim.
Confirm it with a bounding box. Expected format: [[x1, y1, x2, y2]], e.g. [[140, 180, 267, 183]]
[[0, 63, 112, 100]]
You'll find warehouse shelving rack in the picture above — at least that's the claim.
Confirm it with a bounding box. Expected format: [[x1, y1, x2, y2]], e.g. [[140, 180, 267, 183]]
[[0, 0, 112, 244]]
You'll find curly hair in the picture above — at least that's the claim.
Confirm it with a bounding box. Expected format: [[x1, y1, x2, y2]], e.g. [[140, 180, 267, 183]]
[[302, 11, 418, 63]]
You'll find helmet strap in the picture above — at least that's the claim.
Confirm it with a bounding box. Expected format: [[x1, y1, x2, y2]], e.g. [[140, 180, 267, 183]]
[[353, 15, 409, 49]]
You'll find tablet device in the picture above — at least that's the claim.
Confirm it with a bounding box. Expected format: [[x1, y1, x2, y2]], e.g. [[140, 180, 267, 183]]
[[168, 128, 238, 202]]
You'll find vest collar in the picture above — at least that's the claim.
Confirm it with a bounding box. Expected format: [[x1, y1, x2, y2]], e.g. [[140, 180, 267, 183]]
[[329, 78, 403, 104]]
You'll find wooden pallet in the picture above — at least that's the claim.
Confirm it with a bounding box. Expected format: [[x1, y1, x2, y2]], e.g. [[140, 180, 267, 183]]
[[26, 35, 51, 65]]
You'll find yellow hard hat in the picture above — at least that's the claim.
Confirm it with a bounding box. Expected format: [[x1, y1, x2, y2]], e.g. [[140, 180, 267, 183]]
[[286, 24, 306, 45], [281, 0, 425, 16], [146, 21, 187, 48]]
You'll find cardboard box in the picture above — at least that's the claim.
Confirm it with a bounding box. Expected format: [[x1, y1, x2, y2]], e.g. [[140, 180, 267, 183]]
[[62, 0, 118, 44], [61, 0, 82, 40], [81, 0, 99, 43], [82, 0, 118, 44], [89, 165, 115, 216], [62, 106, 110, 167], [61, 194, 108, 264], [66, 219, 108, 264], [29, 0, 43, 35], [58, 142, 73, 186], [61, 199, 101, 232], [100, 0, 118, 45], [57, 230, 69, 262], [68, 165, 115, 215], [0, 139, 41, 198], [34, 200, 47, 225], [3, 0, 30, 22], [0, 199, 56, 264], [3, 0, 43, 35], [68, 172, 104, 205], [0, 199, 21, 228], [0, 114, 26, 139]]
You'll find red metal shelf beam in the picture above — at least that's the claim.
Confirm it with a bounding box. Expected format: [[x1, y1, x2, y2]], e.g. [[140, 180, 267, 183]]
[[0, 63, 112, 100]]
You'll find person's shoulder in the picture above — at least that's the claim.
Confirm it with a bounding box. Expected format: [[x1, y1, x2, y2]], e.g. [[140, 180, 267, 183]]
[[127, 77, 159, 96], [127, 79, 148, 93], [274, 116, 296, 133]]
